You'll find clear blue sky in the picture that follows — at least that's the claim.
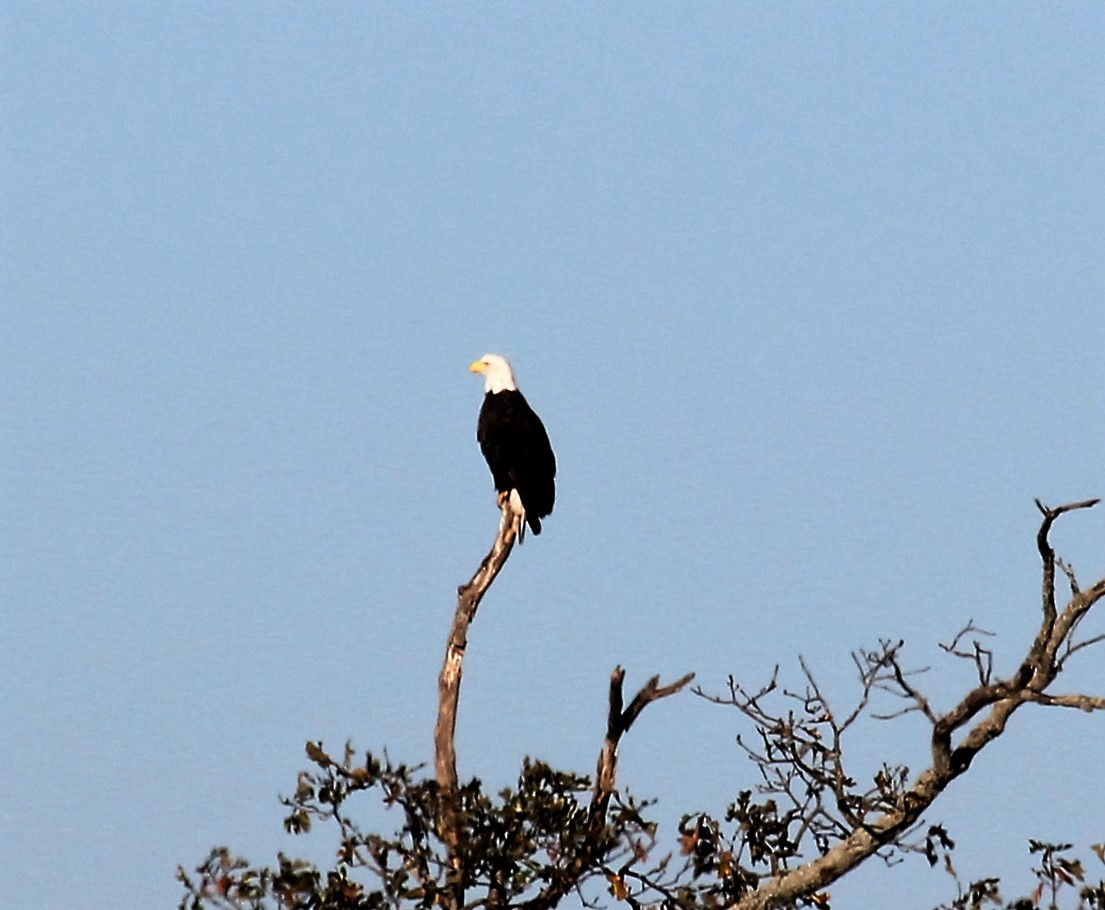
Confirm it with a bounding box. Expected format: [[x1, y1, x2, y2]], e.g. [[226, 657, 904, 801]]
[[3, 4, 1103, 908]]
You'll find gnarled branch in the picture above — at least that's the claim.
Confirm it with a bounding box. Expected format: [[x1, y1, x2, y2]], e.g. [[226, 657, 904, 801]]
[[723, 499, 1105, 910]]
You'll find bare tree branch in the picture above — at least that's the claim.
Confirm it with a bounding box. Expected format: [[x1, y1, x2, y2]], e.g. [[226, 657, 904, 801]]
[[521, 667, 695, 910], [722, 499, 1105, 910], [433, 506, 695, 910], [1023, 498, 1100, 685], [1021, 691, 1105, 712], [434, 503, 518, 910], [938, 621, 996, 688]]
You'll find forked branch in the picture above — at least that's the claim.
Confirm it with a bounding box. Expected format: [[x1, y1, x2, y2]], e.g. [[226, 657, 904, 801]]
[[521, 667, 695, 910]]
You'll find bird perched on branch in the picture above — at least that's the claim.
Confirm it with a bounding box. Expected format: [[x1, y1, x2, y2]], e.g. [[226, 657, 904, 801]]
[[469, 354, 556, 540]]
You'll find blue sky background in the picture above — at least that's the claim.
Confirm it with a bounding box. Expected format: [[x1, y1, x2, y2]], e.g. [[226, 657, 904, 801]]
[[3, 4, 1103, 908]]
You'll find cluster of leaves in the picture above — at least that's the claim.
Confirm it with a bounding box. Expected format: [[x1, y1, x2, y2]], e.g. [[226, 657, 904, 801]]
[[178, 652, 1105, 910], [179, 742, 655, 910], [929, 839, 1105, 910], [178, 739, 853, 910], [177, 706, 1105, 910]]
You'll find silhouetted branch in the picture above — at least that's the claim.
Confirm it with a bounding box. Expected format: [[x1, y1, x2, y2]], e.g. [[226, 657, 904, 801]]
[[596, 667, 697, 815], [937, 621, 996, 687], [1027, 498, 1100, 676]]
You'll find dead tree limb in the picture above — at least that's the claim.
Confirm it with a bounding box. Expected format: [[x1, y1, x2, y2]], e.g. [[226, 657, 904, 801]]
[[519, 666, 695, 910], [593, 667, 698, 828], [725, 498, 1105, 910], [433, 501, 693, 910], [434, 503, 518, 910]]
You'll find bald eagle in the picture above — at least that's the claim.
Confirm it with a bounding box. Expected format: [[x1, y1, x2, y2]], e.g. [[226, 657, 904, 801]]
[[469, 354, 556, 539]]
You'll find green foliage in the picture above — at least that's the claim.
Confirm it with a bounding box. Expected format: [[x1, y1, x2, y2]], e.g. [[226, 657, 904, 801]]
[[177, 737, 855, 910], [178, 745, 1105, 910], [178, 742, 663, 910]]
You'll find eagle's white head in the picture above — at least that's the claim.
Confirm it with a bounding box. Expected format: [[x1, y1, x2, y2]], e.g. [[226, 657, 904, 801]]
[[469, 353, 518, 394]]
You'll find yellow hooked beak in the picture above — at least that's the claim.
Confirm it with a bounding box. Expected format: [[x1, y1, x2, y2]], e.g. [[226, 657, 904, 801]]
[[469, 360, 487, 374]]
